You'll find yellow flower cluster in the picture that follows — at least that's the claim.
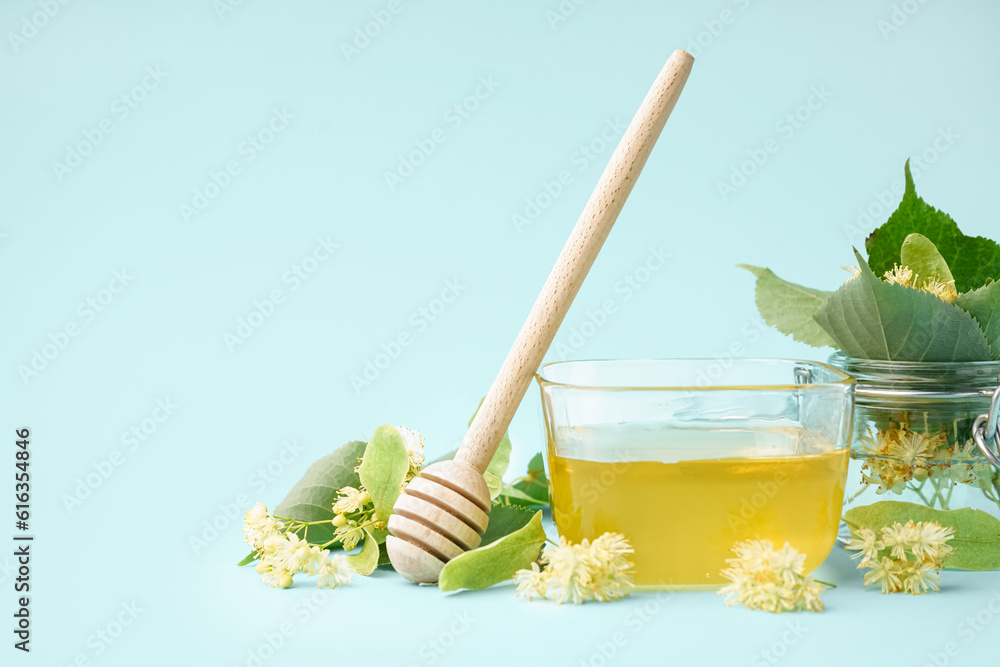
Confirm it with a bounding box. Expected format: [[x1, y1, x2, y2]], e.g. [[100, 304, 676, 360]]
[[882, 263, 958, 302], [719, 540, 824, 613], [333, 425, 426, 548], [243, 501, 284, 551], [243, 502, 355, 589], [514, 533, 635, 604], [846, 520, 954, 594], [857, 425, 987, 496], [842, 263, 958, 302], [397, 425, 426, 471]]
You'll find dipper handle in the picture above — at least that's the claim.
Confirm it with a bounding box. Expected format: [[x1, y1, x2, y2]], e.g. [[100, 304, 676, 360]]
[[455, 50, 694, 472]]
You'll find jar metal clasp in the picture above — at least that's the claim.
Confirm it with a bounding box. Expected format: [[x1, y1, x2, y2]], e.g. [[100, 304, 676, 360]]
[[973, 385, 1000, 469]]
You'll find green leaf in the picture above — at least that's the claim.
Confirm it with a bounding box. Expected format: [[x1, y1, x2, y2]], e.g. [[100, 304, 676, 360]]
[[737, 265, 836, 348], [237, 551, 258, 567], [481, 504, 538, 545], [486, 435, 512, 476], [900, 233, 955, 286], [844, 501, 1000, 571], [438, 511, 546, 591], [498, 483, 544, 506], [511, 452, 549, 505], [483, 472, 503, 500], [955, 279, 1000, 359], [346, 529, 379, 575], [274, 440, 367, 547], [377, 542, 393, 568], [813, 250, 991, 361], [865, 161, 1000, 293], [358, 425, 410, 522]]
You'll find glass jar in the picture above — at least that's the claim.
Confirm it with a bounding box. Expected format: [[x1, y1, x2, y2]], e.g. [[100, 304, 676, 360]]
[[830, 352, 1000, 516], [535, 358, 855, 588]]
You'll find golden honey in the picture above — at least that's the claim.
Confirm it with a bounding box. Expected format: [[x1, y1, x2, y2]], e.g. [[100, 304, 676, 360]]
[[548, 425, 849, 587]]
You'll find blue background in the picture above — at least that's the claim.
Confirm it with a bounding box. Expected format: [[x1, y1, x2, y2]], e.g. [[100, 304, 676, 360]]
[[4, 0, 1000, 664]]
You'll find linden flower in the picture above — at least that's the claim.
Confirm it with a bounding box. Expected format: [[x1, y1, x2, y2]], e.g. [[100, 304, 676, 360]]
[[903, 561, 942, 594], [256, 536, 294, 588], [882, 263, 958, 302], [719, 540, 824, 613], [766, 543, 806, 578], [253, 529, 356, 590], [856, 431, 908, 495], [245, 502, 267, 526], [845, 529, 884, 566], [274, 532, 316, 572], [883, 264, 915, 287], [334, 522, 364, 551], [910, 522, 955, 562], [887, 431, 930, 466], [846, 521, 954, 594], [514, 533, 635, 605], [316, 552, 354, 589], [243, 502, 284, 552], [922, 276, 958, 302], [587, 533, 636, 602], [542, 538, 593, 605], [332, 486, 369, 514], [842, 265, 862, 281], [513, 562, 547, 601], [942, 440, 981, 485], [255, 555, 286, 587], [856, 426, 955, 496], [397, 426, 425, 472], [863, 556, 904, 594], [949, 439, 978, 460], [881, 522, 914, 560], [255, 532, 337, 588]]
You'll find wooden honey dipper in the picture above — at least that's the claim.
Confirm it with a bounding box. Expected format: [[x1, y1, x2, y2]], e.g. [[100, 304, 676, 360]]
[[386, 50, 695, 584]]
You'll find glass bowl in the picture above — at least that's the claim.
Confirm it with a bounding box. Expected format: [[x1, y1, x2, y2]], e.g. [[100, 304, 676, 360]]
[[535, 358, 855, 588]]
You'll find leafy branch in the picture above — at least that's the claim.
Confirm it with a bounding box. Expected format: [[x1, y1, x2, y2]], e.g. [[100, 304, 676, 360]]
[[740, 161, 1000, 361]]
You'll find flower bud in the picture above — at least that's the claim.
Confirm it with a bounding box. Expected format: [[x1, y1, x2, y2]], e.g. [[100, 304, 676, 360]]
[[332, 514, 348, 528]]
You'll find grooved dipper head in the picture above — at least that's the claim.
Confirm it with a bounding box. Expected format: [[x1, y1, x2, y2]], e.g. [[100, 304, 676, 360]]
[[386, 459, 491, 584]]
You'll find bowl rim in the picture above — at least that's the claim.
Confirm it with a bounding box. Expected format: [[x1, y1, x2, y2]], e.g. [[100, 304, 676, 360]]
[[535, 358, 856, 392]]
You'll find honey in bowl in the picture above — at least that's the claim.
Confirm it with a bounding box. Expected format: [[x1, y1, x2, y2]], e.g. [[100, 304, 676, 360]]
[[548, 424, 849, 587]]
